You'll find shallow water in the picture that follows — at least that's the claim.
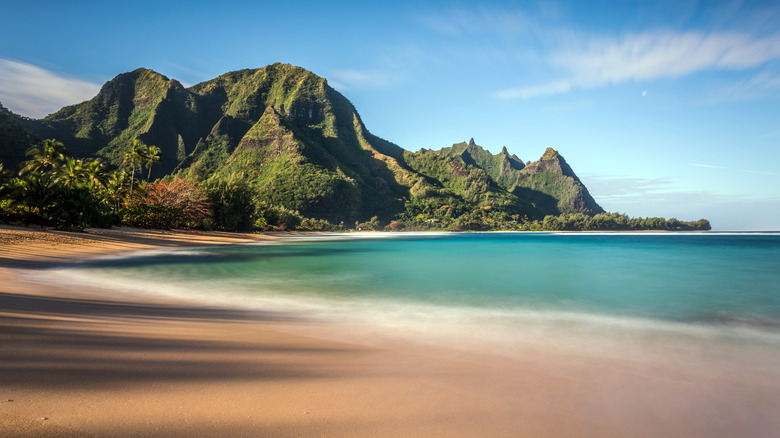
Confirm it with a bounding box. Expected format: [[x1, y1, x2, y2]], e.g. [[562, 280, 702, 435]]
[[51, 232, 780, 353], [42, 232, 780, 437]]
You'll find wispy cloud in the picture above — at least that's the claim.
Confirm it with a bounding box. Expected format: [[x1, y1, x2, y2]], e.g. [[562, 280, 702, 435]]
[[328, 68, 398, 91], [583, 173, 780, 229], [494, 80, 571, 100], [585, 173, 780, 205], [416, 6, 536, 38], [691, 162, 780, 176], [495, 31, 780, 100], [582, 175, 674, 201], [0, 59, 101, 118], [704, 70, 780, 103]]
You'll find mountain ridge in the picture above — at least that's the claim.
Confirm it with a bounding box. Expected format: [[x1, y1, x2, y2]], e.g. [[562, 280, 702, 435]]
[[0, 63, 603, 223]]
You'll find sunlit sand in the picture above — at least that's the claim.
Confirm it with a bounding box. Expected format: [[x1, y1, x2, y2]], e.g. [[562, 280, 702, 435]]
[[2, 225, 779, 437]]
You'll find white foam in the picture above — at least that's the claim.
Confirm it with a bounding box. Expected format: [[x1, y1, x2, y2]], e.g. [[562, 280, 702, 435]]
[[37, 265, 780, 365]]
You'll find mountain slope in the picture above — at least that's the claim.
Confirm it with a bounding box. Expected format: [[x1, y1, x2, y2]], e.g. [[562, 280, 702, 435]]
[[515, 147, 603, 215], [435, 140, 602, 215], [175, 64, 412, 222], [33, 68, 198, 176], [3, 63, 602, 222], [0, 103, 41, 169]]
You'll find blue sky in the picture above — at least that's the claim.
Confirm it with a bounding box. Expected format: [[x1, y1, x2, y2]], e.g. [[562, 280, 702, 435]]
[[1, 0, 779, 229]]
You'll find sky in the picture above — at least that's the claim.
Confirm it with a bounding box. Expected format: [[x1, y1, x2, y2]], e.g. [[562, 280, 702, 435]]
[[1, 0, 779, 230]]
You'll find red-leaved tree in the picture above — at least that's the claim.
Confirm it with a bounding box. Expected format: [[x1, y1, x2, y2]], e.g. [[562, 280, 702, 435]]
[[124, 179, 211, 228]]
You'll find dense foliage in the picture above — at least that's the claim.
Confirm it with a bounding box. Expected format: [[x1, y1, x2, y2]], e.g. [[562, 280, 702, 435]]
[[390, 210, 709, 232], [0, 64, 710, 232], [0, 138, 711, 232], [1, 64, 605, 224], [0, 139, 339, 231]]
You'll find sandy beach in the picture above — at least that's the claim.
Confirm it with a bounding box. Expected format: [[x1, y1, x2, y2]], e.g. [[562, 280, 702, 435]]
[[2, 225, 779, 437]]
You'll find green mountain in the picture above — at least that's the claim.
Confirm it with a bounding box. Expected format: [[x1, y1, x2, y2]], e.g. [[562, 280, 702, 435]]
[[0, 103, 41, 169], [432, 139, 602, 215], [1, 63, 603, 223]]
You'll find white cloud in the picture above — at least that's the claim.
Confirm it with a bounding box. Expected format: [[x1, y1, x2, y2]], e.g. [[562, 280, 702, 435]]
[[0, 59, 101, 118], [493, 80, 571, 100], [557, 31, 780, 82], [495, 31, 780, 100], [704, 70, 780, 103], [642, 91, 647, 97], [583, 174, 780, 229], [328, 68, 397, 91], [417, 6, 535, 38], [691, 162, 780, 176], [582, 175, 674, 201]]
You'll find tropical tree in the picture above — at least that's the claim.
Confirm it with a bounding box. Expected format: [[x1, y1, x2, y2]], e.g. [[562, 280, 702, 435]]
[[0, 163, 12, 199], [17, 172, 58, 225], [124, 179, 211, 228], [19, 139, 70, 175], [122, 139, 149, 200], [145, 145, 162, 181], [55, 158, 87, 189], [83, 159, 111, 190], [203, 177, 258, 231], [104, 169, 130, 213]]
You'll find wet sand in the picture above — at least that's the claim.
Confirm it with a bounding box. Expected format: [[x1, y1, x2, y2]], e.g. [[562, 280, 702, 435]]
[[1, 225, 778, 437]]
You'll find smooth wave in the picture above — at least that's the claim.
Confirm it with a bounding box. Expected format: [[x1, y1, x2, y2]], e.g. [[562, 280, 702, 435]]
[[42, 264, 780, 363]]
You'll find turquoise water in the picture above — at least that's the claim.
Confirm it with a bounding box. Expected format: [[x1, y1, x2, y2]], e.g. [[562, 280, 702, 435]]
[[48, 232, 780, 436], [77, 233, 780, 322], [60, 232, 780, 349]]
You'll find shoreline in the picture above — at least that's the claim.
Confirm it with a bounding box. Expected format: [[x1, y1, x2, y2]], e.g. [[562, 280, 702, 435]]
[[2, 225, 779, 437], [1, 225, 580, 437]]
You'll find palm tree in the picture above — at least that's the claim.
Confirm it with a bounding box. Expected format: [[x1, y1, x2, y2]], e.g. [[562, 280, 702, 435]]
[[105, 170, 130, 212], [55, 158, 87, 189], [19, 172, 57, 226], [145, 145, 162, 181], [0, 163, 14, 200], [122, 139, 149, 200], [20, 139, 71, 175], [84, 159, 111, 190]]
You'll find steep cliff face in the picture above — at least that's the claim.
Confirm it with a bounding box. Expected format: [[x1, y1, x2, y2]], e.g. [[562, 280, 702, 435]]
[[174, 64, 411, 222], [435, 142, 602, 215], [3, 64, 602, 222], [29, 68, 197, 176], [514, 147, 602, 215]]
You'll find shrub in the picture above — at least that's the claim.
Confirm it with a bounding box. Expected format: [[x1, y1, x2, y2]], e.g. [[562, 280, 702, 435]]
[[124, 179, 211, 228], [203, 178, 258, 231]]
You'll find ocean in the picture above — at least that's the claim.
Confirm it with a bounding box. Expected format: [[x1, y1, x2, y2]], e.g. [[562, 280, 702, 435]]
[[51, 232, 780, 359]]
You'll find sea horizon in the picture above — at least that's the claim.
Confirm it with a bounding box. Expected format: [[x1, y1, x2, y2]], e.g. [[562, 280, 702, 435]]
[[36, 232, 779, 359]]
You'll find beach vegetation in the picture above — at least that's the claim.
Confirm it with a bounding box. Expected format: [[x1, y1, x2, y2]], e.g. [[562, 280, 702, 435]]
[[0, 135, 712, 232], [201, 177, 255, 231], [123, 179, 211, 228], [20, 139, 71, 175], [144, 145, 162, 182], [0, 65, 712, 231], [387, 221, 404, 231], [0, 163, 13, 199], [0, 62, 712, 233], [123, 139, 150, 200]]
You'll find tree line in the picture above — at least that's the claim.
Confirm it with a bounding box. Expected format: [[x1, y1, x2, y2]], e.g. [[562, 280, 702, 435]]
[[0, 139, 329, 231], [0, 138, 710, 232]]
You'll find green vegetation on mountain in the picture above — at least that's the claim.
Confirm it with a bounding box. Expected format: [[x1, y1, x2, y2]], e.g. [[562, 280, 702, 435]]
[[0, 63, 710, 231], [434, 140, 602, 215], [0, 103, 41, 170], [436, 138, 526, 188]]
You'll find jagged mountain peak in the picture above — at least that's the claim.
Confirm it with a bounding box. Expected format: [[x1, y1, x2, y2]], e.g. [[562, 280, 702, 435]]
[[540, 147, 560, 160], [2, 63, 603, 222]]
